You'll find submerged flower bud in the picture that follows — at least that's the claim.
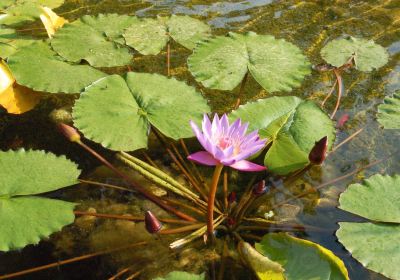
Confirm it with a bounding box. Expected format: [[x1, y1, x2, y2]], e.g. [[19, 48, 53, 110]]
[[309, 136, 328, 165], [252, 180, 268, 196], [145, 211, 162, 234], [228, 191, 237, 204], [57, 123, 81, 142]]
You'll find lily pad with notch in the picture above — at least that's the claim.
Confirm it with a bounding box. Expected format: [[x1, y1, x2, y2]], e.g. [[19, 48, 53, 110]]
[[123, 15, 211, 55], [230, 96, 335, 175], [337, 174, 400, 279], [73, 72, 210, 151], [0, 149, 80, 251], [377, 92, 400, 129], [188, 32, 310, 92]]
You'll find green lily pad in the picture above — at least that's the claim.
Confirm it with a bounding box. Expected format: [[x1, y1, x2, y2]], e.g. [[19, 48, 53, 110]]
[[339, 174, 400, 223], [51, 14, 136, 67], [321, 37, 389, 72], [337, 223, 400, 280], [154, 271, 205, 280], [7, 41, 106, 93], [188, 32, 310, 92], [239, 241, 285, 280], [256, 233, 349, 280], [337, 174, 400, 279], [0, 27, 35, 58], [0, 0, 64, 26], [0, 149, 80, 251], [230, 96, 335, 175], [123, 15, 211, 55], [377, 92, 400, 129], [73, 72, 210, 151]]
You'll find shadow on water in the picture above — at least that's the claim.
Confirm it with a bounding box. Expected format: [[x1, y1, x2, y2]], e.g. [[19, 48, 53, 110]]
[[0, 0, 399, 279]]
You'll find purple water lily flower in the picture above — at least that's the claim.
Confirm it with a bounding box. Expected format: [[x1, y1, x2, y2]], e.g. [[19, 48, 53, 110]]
[[188, 114, 267, 172]]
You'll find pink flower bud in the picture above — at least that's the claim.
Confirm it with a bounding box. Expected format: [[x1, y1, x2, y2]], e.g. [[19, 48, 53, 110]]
[[57, 123, 80, 142], [309, 136, 328, 165], [252, 180, 268, 196], [145, 211, 162, 234]]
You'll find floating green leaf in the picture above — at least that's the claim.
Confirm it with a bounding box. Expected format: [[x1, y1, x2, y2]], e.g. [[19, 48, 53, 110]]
[[239, 241, 285, 280], [321, 37, 388, 72], [256, 233, 349, 280], [0, 27, 35, 58], [0, 149, 80, 251], [339, 174, 400, 223], [123, 15, 211, 55], [188, 32, 310, 92], [377, 92, 400, 129], [0, 0, 64, 26], [154, 271, 205, 280], [230, 96, 335, 175], [337, 174, 400, 279], [7, 41, 106, 93], [51, 14, 136, 67], [337, 223, 400, 280], [73, 72, 210, 151]]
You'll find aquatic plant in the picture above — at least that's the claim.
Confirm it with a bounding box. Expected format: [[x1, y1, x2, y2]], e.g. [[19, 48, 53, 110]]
[[377, 92, 400, 129]]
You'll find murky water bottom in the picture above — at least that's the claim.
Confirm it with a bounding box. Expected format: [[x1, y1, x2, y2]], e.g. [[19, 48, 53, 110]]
[[0, 0, 399, 279]]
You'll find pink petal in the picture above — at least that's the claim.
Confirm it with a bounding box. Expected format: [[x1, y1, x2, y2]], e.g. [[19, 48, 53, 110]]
[[229, 160, 266, 172], [187, 151, 219, 166]]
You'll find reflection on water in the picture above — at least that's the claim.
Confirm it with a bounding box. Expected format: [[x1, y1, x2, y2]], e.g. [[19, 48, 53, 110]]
[[0, 0, 399, 279]]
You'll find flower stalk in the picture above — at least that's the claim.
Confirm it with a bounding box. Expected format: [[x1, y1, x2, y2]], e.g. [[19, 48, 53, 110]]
[[207, 164, 224, 239]]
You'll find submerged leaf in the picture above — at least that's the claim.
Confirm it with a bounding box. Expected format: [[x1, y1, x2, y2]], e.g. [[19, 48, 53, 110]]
[[73, 73, 210, 151], [188, 32, 310, 92], [51, 14, 137, 67], [7, 41, 106, 93], [256, 233, 349, 280], [377, 92, 400, 129], [154, 271, 205, 280], [239, 241, 285, 280], [123, 15, 211, 55], [321, 37, 388, 72], [0, 27, 35, 59], [230, 96, 335, 175], [0, 60, 41, 114], [0, 149, 80, 251]]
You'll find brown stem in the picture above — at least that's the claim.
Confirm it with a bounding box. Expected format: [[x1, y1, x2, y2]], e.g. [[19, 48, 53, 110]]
[[79, 179, 132, 192], [330, 128, 363, 153], [0, 242, 147, 280], [125, 270, 143, 280], [180, 139, 208, 190], [330, 69, 343, 119], [141, 151, 159, 168], [217, 239, 229, 280], [321, 79, 337, 108], [222, 171, 228, 211], [76, 140, 197, 222], [167, 42, 171, 76], [108, 268, 131, 280], [234, 71, 249, 109], [73, 211, 194, 225], [207, 164, 224, 239], [159, 223, 204, 235], [163, 197, 206, 216]]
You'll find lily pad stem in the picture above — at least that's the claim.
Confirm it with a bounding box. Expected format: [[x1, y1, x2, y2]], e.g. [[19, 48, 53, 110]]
[[234, 71, 249, 109], [330, 68, 344, 119], [207, 164, 224, 240], [167, 42, 171, 76]]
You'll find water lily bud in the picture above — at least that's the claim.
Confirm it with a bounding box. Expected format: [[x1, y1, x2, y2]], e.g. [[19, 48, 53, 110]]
[[252, 180, 268, 196], [228, 191, 237, 204], [57, 123, 80, 142], [145, 210, 162, 234], [309, 136, 328, 165]]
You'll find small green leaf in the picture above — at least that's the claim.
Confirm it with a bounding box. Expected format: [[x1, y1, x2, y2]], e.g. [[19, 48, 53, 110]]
[[377, 92, 400, 129], [339, 174, 400, 223], [0, 27, 35, 59], [123, 15, 211, 55], [239, 241, 285, 280], [73, 73, 210, 151], [154, 271, 205, 280], [230, 96, 335, 175], [256, 233, 349, 280], [337, 222, 400, 280], [7, 41, 106, 93], [188, 32, 310, 92], [51, 14, 136, 67], [0, 197, 76, 251], [0, 149, 80, 196], [321, 37, 388, 72]]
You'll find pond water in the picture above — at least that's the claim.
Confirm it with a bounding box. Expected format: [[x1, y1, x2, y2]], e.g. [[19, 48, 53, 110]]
[[0, 0, 399, 279]]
